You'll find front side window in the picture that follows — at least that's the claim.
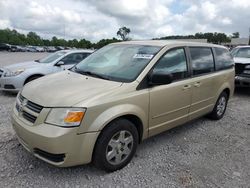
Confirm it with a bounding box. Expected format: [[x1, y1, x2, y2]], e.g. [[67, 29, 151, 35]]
[[190, 47, 214, 75], [153, 48, 188, 81], [214, 47, 234, 70], [38, 51, 66, 64], [75, 44, 161, 82], [60, 53, 90, 65]]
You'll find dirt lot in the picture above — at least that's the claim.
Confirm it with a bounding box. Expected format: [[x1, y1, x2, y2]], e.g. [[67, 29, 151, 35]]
[[0, 52, 249, 187]]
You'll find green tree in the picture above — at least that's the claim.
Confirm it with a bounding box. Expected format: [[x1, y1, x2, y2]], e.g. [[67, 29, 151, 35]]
[[117, 27, 131, 41], [94, 38, 120, 49], [232, 32, 240, 38], [78, 39, 92, 49]]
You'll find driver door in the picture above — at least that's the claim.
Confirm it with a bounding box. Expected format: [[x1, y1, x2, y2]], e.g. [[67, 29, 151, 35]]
[[149, 48, 192, 137]]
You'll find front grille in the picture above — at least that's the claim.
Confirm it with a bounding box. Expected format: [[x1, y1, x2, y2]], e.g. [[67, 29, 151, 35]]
[[235, 63, 246, 75], [16, 94, 43, 124], [26, 101, 43, 113], [34, 148, 65, 163], [22, 111, 37, 123]]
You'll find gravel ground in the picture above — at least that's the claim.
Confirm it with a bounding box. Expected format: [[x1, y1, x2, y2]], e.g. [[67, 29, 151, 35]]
[[0, 52, 249, 188]]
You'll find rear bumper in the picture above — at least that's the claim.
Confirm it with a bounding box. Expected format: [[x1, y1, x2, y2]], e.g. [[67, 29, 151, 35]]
[[235, 75, 250, 87], [11, 109, 100, 167]]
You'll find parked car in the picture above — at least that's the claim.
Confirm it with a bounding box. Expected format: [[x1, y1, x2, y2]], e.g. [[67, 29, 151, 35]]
[[34, 46, 45, 52], [0, 43, 11, 51], [0, 49, 93, 91], [231, 46, 250, 87], [26, 46, 37, 52], [9, 45, 27, 52], [46, 46, 57, 52], [11, 41, 234, 172], [55, 46, 64, 51]]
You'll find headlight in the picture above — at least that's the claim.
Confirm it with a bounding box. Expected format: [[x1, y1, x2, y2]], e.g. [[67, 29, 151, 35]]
[[245, 65, 250, 69], [45, 108, 86, 127], [4, 69, 25, 77]]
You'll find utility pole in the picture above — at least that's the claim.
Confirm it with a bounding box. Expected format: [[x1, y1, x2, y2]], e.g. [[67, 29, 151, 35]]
[[63, 23, 66, 39], [63, 22, 66, 47]]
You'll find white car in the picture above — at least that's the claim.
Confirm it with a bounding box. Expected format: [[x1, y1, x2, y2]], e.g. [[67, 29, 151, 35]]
[[231, 46, 250, 87], [0, 49, 93, 92]]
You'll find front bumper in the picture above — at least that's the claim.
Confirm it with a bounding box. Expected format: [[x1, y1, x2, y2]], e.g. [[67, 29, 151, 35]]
[[235, 75, 250, 87], [11, 108, 100, 167], [0, 75, 25, 92]]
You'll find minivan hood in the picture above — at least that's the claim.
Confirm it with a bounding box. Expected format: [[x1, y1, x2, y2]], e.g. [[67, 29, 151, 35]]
[[234, 57, 250, 64], [21, 71, 123, 107], [3, 61, 45, 71]]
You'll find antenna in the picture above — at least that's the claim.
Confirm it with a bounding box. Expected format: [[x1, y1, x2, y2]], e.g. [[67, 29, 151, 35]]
[[249, 27, 250, 45]]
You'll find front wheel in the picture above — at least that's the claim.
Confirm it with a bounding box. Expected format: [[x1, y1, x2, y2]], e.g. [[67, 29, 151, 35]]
[[208, 92, 228, 120], [93, 119, 138, 172]]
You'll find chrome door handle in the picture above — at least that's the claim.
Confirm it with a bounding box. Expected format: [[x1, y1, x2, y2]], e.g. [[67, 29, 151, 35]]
[[183, 85, 191, 90], [194, 82, 201, 87]]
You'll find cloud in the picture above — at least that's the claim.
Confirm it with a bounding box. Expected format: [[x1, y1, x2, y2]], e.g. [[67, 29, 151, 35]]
[[0, 0, 249, 42]]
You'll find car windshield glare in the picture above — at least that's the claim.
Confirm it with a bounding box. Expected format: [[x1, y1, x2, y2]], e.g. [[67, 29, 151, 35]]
[[74, 44, 161, 82], [38, 51, 66, 63]]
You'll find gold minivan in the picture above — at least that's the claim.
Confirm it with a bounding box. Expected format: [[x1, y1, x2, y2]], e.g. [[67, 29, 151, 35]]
[[11, 41, 234, 172]]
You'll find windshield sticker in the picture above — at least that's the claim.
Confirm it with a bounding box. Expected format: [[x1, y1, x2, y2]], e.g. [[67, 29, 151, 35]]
[[133, 54, 154, 59]]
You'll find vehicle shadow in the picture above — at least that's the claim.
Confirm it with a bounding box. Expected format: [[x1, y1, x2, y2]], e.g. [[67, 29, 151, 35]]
[[234, 87, 250, 96]]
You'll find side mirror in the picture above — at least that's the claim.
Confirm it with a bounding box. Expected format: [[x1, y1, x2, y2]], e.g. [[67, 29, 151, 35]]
[[56, 61, 65, 66], [149, 71, 173, 86]]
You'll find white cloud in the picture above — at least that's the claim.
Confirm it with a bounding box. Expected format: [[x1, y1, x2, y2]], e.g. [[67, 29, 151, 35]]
[[201, 1, 217, 20], [0, 0, 249, 41]]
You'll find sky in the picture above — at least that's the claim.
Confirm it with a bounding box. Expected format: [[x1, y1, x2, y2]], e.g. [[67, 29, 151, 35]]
[[0, 0, 250, 42]]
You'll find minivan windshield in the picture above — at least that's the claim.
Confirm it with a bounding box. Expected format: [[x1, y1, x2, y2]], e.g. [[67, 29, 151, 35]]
[[38, 51, 66, 63], [74, 44, 161, 82]]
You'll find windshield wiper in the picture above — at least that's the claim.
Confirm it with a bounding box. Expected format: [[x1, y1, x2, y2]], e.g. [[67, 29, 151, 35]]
[[75, 70, 110, 80]]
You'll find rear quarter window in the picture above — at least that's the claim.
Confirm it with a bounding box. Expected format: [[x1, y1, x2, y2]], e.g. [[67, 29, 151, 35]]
[[214, 47, 234, 70]]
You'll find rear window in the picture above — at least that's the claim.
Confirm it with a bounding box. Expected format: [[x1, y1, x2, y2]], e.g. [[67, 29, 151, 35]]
[[214, 47, 234, 70], [190, 47, 215, 76]]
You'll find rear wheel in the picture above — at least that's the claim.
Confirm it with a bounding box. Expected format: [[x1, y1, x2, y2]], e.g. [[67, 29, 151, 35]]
[[93, 119, 138, 172], [208, 91, 228, 120]]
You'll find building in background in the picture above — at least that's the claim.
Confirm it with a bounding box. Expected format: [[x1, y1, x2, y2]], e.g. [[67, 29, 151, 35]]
[[222, 38, 249, 49]]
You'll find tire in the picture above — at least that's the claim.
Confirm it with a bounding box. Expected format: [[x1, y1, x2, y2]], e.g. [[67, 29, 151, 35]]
[[208, 92, 228, 120], [24, 75, 42, 85], [93, 119, 139, 172]]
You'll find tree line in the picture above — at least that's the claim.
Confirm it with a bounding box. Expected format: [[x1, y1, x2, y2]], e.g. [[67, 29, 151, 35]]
[[0, 28, 121, 49], [0, 27, 240, 49]]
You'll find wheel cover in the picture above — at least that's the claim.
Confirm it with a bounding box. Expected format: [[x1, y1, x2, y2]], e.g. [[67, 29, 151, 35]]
[[106, 130, 134, 165], [217, 96, 226, 116]]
